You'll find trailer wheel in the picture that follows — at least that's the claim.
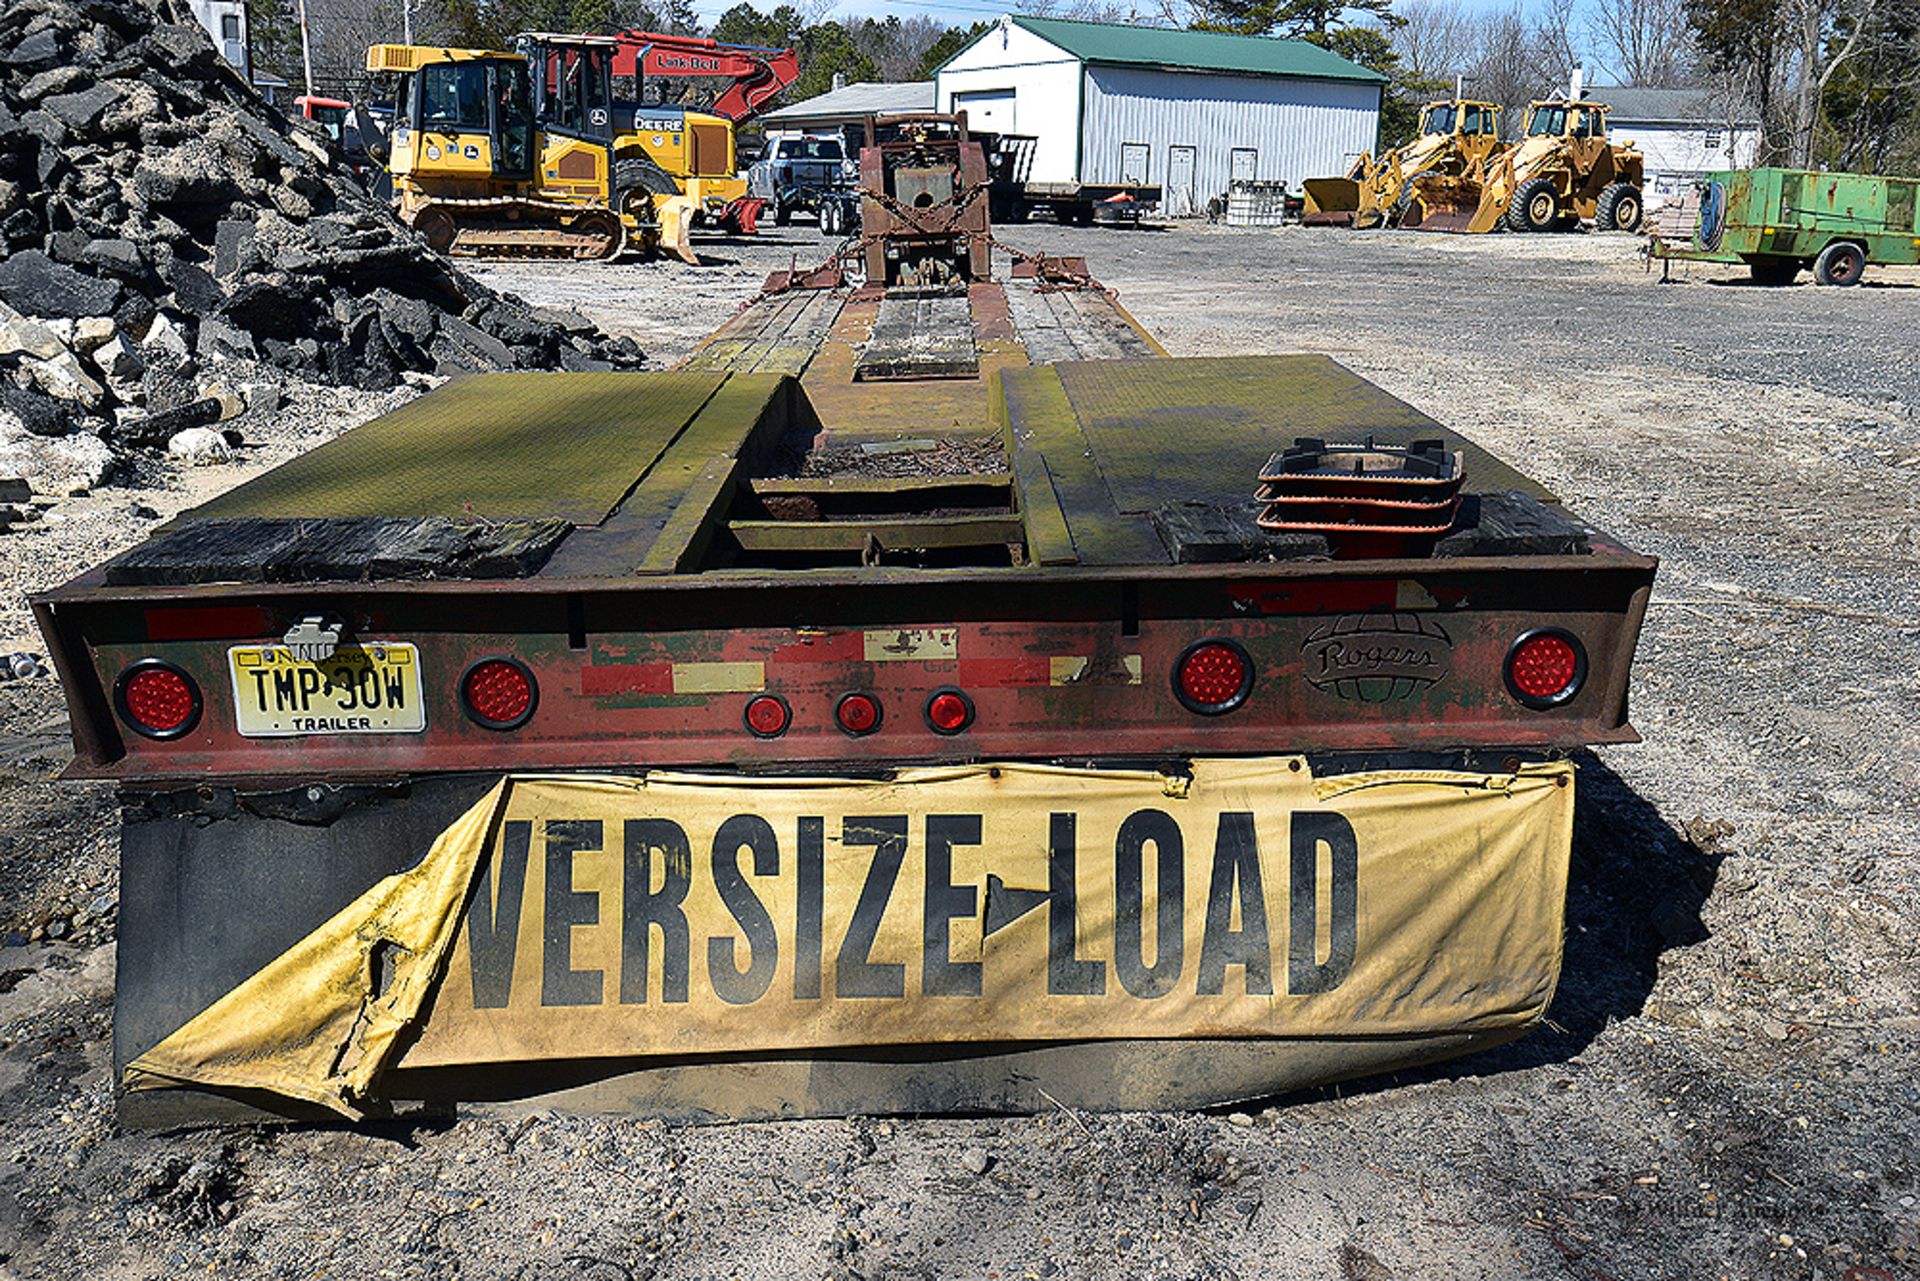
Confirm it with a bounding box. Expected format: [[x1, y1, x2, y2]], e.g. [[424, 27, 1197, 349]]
[[1747, 257, 1800, 286], [1595, 181, 1643, 233], [1069, 204, 1094, 227], [1508, 177, 1561, 233], [1813, 241, 1867, 287]]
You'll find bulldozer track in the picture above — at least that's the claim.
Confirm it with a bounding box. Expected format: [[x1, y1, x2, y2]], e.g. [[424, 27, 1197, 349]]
[[408, 197, 632, 262]]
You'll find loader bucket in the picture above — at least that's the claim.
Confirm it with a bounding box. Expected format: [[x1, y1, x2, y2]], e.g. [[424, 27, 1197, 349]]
[[655, 194, 699, 264], [1399, 174, 1484, 233], [1301, 176, 1360, 226]]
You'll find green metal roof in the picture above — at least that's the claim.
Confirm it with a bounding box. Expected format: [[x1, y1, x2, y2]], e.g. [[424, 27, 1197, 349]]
[[1002, 15, 1385, 84]]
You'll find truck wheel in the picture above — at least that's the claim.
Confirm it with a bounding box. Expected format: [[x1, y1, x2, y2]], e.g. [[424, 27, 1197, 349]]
[[818, 201, 840, 237], [1813, 241, 1867, 286], [1507, 177, 1561, 233], [1747, 257, 1800, 286], [1595, 181, 1643, 233]]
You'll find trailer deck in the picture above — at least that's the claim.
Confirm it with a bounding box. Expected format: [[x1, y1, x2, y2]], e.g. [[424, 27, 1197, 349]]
[[37, 213, 1656, 1124]]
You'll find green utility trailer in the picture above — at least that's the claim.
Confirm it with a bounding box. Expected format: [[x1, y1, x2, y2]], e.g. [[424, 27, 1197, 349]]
[[1651, 166, 1920, 286]]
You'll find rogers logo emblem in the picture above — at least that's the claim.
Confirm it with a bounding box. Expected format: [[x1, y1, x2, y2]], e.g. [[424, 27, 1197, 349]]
[[1303, 613, 1452, 703]]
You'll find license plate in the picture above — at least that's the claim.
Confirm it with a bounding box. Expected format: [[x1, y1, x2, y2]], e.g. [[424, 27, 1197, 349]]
[[228, 643, 426, 737]]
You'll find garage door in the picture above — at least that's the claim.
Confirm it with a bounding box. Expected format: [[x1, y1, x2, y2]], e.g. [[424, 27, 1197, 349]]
[[953, 89, 1015, 134]]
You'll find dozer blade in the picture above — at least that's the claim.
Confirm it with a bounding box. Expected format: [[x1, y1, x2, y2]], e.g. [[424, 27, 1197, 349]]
[[655, 194, 699, 265], [1301, 176, 1360, 226]]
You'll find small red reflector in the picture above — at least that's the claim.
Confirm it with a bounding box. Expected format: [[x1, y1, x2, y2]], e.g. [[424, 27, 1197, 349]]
[[116, 661, 201, 738], [836, 692, 881, 736], [743, 694, 790, 737], [1505, 630, 1585, 708], [1173, 639, 1252, 714], [925, 688, 974, 734], [461, 657, 537, 730]]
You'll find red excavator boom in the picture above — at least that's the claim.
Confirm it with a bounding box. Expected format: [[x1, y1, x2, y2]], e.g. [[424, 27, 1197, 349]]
[[608, 31, 799, 122]]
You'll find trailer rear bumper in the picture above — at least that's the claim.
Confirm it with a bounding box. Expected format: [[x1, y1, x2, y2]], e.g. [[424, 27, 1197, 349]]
[[117, 754, 1576, 1123]]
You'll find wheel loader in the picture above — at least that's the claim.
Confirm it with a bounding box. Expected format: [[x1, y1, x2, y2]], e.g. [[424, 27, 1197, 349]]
[[1399, 99, 1644, 234], [366, 42, 702, 262], [1301, 100, 1506, 229]]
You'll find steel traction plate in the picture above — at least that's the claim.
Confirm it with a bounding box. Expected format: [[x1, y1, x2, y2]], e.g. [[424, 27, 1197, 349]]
[[181, 372, 732, 527]]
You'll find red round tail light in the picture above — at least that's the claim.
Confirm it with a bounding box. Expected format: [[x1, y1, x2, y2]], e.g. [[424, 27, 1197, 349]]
[[835, 692, 882, 736], [460, 657, 537, 730], [1505, 629, 1586, 708], [743, 694, 791, 738], [924, 687, 974, 735], [1173, 639, 1254, 715], [115, 660, 202, 739]]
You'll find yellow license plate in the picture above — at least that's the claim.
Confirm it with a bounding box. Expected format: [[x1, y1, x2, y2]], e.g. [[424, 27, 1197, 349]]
[[228, 644, 426, 737]]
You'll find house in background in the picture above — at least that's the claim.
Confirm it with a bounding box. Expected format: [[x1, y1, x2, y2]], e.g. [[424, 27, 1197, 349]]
[[1593, 86, 1761, 201], [184, 0, 252, 82], [933, 15, 1382, 217], [759, 80, 935, 150]]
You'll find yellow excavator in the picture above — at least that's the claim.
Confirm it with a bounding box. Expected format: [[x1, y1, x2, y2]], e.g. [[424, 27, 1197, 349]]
[[1398, 99, 1645, 234], [1302, 100, 1506, 228], [367, 41, 702, 261]]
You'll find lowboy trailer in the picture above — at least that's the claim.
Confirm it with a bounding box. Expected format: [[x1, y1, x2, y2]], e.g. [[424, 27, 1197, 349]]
[[36, 126, 1655, 1125]]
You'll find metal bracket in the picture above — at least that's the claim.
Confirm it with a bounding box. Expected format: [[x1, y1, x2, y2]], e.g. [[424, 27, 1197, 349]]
[[283, 615, 344, 663]]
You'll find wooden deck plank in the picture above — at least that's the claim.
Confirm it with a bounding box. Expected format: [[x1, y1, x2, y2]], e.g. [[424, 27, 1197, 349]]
[[537, 374, 790, 578], [996, 366, 1168, 567]]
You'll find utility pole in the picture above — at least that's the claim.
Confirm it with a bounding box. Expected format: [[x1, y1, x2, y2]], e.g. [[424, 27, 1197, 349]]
[[297, 0, 314, 97]]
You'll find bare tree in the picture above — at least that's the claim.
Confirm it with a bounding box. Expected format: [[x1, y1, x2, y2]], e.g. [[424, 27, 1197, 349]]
[[1590, 0, 1698, 84], [1391, 0, 1477, 84], [1532, 0, 1583, 91]]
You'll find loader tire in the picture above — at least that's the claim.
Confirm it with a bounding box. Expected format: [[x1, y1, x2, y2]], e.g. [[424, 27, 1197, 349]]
[[1813, 241, 1867, 286], [1596, 181, 1643, 232], [614, 156, 681, 201], [1390, 169, 1440, 228], [1508, 177, 1561, 233]]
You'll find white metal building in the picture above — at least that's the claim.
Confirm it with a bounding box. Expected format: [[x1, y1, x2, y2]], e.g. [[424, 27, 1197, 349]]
[[1593, 86, 1760, 202], [934, 15, 1382, 215]]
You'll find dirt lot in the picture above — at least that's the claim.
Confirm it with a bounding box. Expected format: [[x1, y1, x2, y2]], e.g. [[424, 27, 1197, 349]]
[[1, 223, 1915, 1280]]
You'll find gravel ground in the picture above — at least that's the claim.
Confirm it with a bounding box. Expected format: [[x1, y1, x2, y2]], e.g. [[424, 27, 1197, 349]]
[[2, 222, 1916, 1280]]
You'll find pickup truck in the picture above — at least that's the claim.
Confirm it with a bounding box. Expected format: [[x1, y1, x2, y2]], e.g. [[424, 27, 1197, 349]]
[[41, 118, 1655, 1125], [746, 131, 859, 235]]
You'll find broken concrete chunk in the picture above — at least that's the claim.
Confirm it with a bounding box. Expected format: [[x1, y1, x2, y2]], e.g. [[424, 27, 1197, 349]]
[[166, 425, 231, 464]]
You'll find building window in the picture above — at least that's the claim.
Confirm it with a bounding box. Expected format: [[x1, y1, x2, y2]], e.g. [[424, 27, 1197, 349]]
[[221, 13, 240, 39]]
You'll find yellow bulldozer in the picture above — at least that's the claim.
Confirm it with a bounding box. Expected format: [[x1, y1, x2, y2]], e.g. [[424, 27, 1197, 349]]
[[367, 40, 710, 262], [1398, 99, 1645, 234], [1301, 100, 1506, 229]]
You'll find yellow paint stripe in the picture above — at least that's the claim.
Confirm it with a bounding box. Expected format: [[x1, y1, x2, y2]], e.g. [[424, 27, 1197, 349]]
[[672, 661, 765, 694]]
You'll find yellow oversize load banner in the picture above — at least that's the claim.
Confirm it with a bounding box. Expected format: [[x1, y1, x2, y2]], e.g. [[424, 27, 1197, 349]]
[[126, 759, 1574, 1117]]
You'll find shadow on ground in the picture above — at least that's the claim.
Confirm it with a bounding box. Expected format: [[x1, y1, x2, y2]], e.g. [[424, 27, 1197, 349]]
[[1261, 750, 1725, 1107]]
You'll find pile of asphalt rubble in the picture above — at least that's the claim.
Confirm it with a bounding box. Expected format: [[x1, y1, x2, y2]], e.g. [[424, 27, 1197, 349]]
[[0, 0, 645, 494]]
